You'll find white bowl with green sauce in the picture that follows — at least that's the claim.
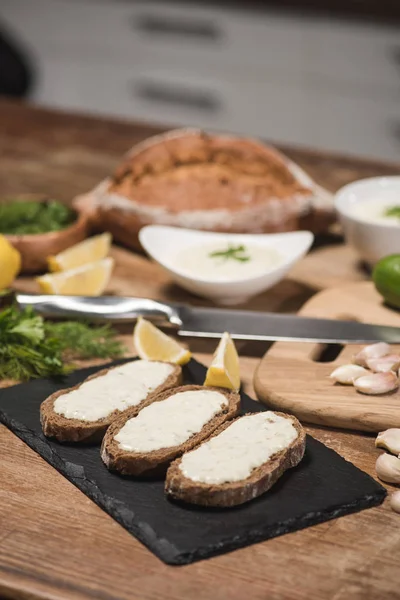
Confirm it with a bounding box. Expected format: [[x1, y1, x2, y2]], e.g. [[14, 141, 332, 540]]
[[335, 177, 400, 265], [139, 226, 313, 305]]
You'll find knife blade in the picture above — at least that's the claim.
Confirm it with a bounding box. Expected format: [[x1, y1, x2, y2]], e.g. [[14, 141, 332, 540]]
[[15, 293, 400, 344]]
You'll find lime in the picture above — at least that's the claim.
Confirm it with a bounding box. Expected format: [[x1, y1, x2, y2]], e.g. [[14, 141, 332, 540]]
[[372, 254, 400, 309]]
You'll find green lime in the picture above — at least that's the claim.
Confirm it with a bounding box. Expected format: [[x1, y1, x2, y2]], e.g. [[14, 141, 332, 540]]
[[373, 254, 400, 309]]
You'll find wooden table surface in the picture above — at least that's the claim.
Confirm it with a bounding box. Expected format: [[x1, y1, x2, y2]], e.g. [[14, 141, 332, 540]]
[[1, 99, 400, 600]]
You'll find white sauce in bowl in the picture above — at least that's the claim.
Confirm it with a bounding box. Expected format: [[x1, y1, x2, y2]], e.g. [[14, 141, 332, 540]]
[[172, 241, 283, 281], [351, 195, 400, 226]]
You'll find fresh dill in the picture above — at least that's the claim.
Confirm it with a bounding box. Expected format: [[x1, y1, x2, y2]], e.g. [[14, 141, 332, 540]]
[[0, 305, 125, 381]]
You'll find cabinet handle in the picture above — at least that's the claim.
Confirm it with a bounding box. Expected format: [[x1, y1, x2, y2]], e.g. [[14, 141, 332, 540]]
[[133, 80, 221, 113], [132, 14, 222, 42], [391, 121, 400, 142], [392, 47, 400, 65]]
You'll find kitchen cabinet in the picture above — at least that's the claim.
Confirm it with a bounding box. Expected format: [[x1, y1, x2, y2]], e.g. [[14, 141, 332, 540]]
[[1, 0, 399, 160]]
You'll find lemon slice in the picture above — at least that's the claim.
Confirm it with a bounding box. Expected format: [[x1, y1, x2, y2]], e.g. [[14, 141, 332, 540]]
[[204, 332, 240, 391], [0, 235, 21, 290], [133, 317, 192, 365], [47, 232, 112, 272], [37, 257, 114, 296]]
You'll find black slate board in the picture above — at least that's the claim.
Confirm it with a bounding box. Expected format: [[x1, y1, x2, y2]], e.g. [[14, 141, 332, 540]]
[[0, 359, 386, 565]]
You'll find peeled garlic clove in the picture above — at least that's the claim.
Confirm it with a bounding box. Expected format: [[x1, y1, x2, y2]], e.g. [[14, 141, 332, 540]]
[[376, 453, 400, 484], [376, 429, 400, 456], [354, 371, 399, 395], [329, 364, 369, 385], [367, 354, 400, 373], [390, 491, 400, 514], [352, 342, 390, 367]]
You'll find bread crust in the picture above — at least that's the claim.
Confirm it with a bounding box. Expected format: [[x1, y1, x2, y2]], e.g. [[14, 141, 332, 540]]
[[165, 411, 306, 507], [101, 385, 240, 476], [40, 362, 182, 443], [89, 129, 333, 250]]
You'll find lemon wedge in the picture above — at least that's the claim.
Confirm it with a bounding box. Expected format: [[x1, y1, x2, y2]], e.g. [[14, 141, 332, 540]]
[[133, 317, 192, 365], [37, 257, 114, 295], [47, 232, 112, 272], [204, 332, 240, 391], [0, 235, 21, 290]]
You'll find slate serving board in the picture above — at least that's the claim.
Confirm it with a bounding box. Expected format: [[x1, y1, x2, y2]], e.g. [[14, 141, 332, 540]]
[[0, 359, 386, 565]]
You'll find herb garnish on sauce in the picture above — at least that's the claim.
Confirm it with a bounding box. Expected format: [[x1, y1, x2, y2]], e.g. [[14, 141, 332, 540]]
[[209, 244, 251, 263], [384, 205, 400, 220]]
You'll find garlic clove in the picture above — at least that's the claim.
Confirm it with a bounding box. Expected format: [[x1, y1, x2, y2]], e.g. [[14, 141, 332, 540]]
[[390, 491, 400, 514], [375, 453, 400, 484], [352, 342, 390, 367], [354, 371, 399, 395], [367, 354, 400, 373], [376, 429, 400, 456], [329, 364, 369, 385]]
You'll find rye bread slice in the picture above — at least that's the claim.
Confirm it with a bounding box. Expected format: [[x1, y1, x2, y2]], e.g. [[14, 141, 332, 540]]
[[40, 361, 182, 443], [101, 385, 240, 476], [165, 411, 306, 507]]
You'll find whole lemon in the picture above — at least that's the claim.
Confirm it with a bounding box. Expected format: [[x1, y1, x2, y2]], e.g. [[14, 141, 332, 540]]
[[0, 235, 21, 290]]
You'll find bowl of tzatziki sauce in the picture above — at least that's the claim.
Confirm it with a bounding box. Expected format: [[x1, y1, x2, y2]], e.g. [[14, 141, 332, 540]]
[[139, 226, 313, 305], [335, 176, 400, 265]]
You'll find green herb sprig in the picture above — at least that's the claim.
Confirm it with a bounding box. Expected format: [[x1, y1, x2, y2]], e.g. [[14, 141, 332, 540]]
[[0, 199, 76, 235], [209, 244, 251, 263], [0, 305, 125, 381], [45, 321, 125, 360], [384, 205, 400, 220]]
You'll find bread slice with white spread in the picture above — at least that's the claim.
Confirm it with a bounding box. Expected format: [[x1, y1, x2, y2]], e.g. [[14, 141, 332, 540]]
[[40, 360, 182, 443], [101, 385, 240, 476], [165, 411, 306, 507]]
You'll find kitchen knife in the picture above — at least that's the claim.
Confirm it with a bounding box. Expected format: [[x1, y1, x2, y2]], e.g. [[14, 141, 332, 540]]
[[14, 293, 400, 344]]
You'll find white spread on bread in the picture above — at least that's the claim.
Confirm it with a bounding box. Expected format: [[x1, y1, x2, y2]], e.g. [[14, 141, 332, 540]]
[[54, 360, 174, 422], [114, 389, 228, 452], [180, 412, 298, 484]]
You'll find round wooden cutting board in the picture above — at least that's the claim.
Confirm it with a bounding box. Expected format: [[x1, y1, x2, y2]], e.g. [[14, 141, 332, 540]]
[[254, 281, 400, 433]]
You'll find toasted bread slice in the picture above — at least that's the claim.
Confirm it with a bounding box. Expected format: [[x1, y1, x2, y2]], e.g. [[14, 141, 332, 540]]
[[40, 360, 182, 443], [101, 385, 240, 476], [165, 411, 306, 507]]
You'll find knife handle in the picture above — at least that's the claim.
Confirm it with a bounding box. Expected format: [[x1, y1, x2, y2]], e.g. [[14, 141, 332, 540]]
[[15, 293, 183, 326]]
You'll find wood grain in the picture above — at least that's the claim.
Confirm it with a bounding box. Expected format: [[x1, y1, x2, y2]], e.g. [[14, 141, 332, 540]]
[[254, 282, 400, 432], [1, 99, 400, 600]]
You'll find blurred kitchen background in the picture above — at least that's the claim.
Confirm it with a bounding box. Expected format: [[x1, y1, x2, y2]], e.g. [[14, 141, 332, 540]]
[[1, 0, 400, 161]]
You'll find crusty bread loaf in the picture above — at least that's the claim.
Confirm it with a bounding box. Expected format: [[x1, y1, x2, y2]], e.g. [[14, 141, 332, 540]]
[[40, 361, 182, 443], [165, 411, 306, 507], [77, 129, 334, 250], [101, 385, 240, 476]]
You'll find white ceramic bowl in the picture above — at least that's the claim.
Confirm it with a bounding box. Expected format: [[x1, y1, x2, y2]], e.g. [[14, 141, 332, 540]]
[[335, 176, 400, 265], [139, 226, 314, 305]]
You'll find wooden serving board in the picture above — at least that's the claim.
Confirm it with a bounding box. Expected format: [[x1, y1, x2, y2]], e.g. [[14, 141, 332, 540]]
[[254, 281, 400, 433]]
